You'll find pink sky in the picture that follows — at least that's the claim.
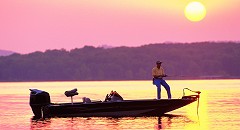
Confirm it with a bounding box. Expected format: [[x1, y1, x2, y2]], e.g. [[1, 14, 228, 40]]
[[0, 0, 240, 54]]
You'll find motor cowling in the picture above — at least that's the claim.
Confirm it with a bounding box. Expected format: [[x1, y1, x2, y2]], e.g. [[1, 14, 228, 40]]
[[29, 89, 50, 119]]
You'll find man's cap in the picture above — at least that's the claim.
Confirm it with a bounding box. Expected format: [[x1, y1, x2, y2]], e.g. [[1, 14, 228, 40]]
[[156, 61, 162, 64]]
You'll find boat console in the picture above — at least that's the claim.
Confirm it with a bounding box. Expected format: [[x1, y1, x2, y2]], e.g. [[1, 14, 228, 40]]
[[104, 91, 123, 102]]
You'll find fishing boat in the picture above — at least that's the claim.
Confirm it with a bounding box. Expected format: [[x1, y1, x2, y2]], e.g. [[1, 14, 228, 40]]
[[29, 88, 200, 119]]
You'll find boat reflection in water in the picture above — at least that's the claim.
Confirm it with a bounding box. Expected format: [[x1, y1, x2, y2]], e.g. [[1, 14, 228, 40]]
[[30, 114, 194, 130], [29, 88, 200, 119]]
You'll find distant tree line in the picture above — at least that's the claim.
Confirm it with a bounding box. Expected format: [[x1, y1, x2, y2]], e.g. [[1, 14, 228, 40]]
[[0, 42, 240, 81]]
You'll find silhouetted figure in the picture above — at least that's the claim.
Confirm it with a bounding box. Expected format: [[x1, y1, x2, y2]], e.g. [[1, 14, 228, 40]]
[[152, 61, 171, 99]]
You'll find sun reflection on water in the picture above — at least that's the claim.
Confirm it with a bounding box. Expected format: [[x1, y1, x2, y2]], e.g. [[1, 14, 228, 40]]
[[184, 90, 209, 130]]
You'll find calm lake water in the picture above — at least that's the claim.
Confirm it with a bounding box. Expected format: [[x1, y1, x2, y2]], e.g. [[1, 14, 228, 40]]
[[0, 80, 239, 130]]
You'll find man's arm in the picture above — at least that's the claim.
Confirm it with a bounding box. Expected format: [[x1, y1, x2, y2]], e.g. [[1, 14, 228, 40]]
[[154, 75, 167, 78], [152, 68, 167, 78], [161, 68, 167, 77]]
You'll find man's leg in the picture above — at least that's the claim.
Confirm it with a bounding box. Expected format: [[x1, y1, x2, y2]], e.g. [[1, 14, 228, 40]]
[[154, 79, 161, 99], [157, 85, 161, 99], [160, 79, 171, 99]]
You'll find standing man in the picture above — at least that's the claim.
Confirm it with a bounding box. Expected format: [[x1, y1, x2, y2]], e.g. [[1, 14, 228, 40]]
[[152, 61, 171, 99]]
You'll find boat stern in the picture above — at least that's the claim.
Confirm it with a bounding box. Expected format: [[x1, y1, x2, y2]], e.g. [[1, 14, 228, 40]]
[[29, 89, 50, 119]]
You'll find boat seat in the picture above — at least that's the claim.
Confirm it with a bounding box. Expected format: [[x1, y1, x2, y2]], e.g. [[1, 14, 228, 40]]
[[65, 88, 78, 97]]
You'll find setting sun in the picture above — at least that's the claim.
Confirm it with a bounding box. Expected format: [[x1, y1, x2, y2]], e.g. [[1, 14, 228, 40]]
[[184, 1, 206, 22]]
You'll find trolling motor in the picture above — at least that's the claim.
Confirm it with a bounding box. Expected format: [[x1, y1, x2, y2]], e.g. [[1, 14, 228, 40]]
[[182, 88, 201, 99], [182, 88, 201, 115]]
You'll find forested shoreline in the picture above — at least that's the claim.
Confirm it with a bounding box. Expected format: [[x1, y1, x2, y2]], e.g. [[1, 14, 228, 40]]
[[0, 42, 240, 81]]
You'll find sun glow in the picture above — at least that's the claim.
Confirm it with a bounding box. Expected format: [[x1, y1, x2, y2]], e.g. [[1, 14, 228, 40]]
[[185, 1, 206, 22]]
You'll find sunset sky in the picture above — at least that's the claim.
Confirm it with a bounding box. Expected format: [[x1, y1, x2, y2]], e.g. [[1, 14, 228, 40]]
[[0, 0, 240, 54]]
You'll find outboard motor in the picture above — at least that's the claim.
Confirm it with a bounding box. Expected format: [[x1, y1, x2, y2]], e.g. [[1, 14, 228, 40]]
[[29, 89, 50, 119]]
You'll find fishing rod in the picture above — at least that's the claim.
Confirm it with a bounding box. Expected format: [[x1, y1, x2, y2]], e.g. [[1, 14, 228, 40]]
[[167, 75, 225, 79], [153, 74, 192, 78]]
